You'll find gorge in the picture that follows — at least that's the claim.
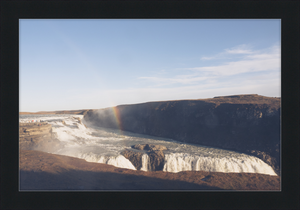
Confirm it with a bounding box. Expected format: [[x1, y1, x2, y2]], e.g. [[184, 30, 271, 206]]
[[83, 94, 280, 175], [19, 94, 281, 190]]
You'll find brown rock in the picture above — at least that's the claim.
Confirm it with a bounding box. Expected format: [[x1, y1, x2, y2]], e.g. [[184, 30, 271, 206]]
[[72, 117, 82, 124], [121, 150, 144, 170], [123, 144, 167, 171], [129, 144, 167, 171], [19, 122, 52, 136], [248, 150, 280, 175], [145, 144, 167, 151], [148, 150, 165, 171], [132, 144, 167, 151], [132, 144, 147, 151]]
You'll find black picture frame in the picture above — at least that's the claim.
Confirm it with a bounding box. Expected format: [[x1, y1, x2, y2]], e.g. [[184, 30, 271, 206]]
[[1, 0, 299, 209]]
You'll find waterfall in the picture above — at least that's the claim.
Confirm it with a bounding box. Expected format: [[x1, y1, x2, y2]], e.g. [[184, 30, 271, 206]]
[[163, 153, 277, 176], [19, 114, 278, 176], [140, 154, 151, 171]]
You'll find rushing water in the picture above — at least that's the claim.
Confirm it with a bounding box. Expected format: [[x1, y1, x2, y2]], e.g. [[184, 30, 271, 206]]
[[19, 114, 277, 176]]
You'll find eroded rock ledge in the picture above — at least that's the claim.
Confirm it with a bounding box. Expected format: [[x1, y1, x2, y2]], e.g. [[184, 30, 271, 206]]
[[19, 122, 61, 152], [121, 144, 167, 171]]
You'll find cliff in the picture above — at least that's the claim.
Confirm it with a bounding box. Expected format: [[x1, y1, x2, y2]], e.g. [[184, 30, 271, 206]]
[[19, 122, 61, 152], [83, 94, 281, 174]]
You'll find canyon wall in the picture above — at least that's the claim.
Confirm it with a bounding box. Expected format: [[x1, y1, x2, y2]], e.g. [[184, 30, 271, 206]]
[[83, 94, 281, 174]]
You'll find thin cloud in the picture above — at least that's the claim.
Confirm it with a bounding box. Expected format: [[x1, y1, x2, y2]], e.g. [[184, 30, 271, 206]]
[[192, 54, 279, 76], [65, 44, 281, 110], [140, 44, 280, 86], [225, 44, 254, 54], [201, 44, 254, 60], [201, 56, 216, 60]]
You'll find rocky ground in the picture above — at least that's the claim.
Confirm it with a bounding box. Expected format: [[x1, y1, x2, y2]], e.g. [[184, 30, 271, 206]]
[[20, 150, 280, 191]]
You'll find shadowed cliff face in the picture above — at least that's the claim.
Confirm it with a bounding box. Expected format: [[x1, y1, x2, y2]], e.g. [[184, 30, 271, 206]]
[[83, 94, 280, 174]]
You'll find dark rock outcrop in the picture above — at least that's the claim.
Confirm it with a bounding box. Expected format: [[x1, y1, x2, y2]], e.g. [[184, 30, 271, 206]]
[[148, 150, 165, 171], [248, 150, 280, 175], [121, 150, 144, 170], [122, 144, 167, 171], [132, 144, 167, 151], [84, 94, 281, 174], [134, 144, 167, 171]]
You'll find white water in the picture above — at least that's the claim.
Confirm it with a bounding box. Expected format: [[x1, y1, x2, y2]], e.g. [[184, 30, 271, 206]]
[[19, 114, 277, 176], [163, 153, 275, 174], [140, 154, 151, 171]]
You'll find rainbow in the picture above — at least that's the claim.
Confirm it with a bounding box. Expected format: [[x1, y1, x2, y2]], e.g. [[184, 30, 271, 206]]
[[112, 106, 123, 134]]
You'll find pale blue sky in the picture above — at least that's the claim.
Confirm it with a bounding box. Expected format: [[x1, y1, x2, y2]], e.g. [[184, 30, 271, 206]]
[[20, 19, 281, 112]]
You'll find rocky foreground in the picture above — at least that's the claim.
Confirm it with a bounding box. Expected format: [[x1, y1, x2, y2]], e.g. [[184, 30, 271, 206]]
[[20, 150, 280, 191]]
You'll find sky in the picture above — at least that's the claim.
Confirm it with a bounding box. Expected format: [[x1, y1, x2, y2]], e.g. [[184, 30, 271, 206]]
[[19, 19, 281, 112]]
